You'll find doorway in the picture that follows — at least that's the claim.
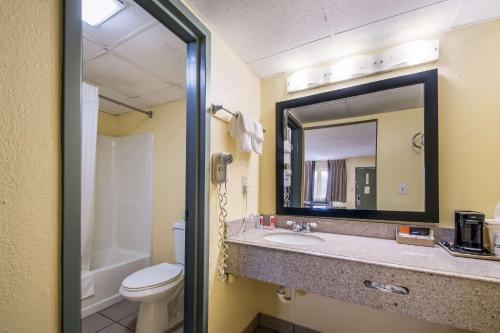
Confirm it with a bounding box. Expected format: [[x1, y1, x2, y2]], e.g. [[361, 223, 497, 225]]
[[355, 167, 377, 210], [62, 1, 210, 332]]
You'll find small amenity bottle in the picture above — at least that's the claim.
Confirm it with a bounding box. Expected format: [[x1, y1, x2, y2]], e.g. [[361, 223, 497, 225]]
[[270, 215, 276, 229]]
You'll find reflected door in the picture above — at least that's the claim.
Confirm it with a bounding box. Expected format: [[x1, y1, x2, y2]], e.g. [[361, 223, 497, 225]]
[[355, 167, 376, 210]]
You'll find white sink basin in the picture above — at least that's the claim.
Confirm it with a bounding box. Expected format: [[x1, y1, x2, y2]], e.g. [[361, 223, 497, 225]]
[[264, 232, 325, 246]]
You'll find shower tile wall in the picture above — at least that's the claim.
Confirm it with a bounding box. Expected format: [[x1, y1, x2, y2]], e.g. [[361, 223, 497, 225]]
[[94, 135, 118, 262], [115, 134, 153, 255], [93, 133, 153, 265]]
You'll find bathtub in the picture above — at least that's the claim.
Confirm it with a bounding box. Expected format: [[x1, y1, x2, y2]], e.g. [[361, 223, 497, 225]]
[[81, 249, 150, 318]]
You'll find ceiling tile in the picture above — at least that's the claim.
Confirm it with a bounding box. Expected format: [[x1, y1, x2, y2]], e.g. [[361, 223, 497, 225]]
[[88, 81, 141, 115], [186, 0, 330, 63], [346, 84, 424, 117], [289, 99, 350, 124], [84, 79, 132, 101], [332, 0, 465, 44], [83, 37, 105, 62], [83, 1, 154, 47], [305, 122, 377, 160], [113, 24, 186, 85], [321, 0, 442, 34], [125, 86, 185, 108], [83, 52, 172, 97], [94, 83, 131, 100], [250, 0, 465, 78], [248, 36, 334, 78], [454, 0, 500, 27]]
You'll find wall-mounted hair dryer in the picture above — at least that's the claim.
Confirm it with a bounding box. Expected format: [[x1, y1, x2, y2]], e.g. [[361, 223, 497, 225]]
[[212, 152, 234, 282], [211, 152, 233, 185]]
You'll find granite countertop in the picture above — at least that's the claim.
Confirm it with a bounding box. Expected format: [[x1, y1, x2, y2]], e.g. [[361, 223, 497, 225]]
[[227, 228, 500, 284]]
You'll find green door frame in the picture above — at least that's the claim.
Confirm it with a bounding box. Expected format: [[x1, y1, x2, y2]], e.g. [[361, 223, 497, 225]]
[[61, 1, 211, 332]]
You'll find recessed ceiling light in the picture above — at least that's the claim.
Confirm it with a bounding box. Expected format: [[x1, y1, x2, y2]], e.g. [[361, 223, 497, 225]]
[[82, 0, 126, 26]]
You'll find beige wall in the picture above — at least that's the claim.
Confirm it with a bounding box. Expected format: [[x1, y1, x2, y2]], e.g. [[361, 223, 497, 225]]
[[345, 156, 376, 209], [377, 108, 425, 211], [307, 107, 425, 211], [206, 33, 263, 333], [0, 1, 60, 332], [96, 100, 187, 265], [97, 111, 118, 136], [261, 19, 500, 227]]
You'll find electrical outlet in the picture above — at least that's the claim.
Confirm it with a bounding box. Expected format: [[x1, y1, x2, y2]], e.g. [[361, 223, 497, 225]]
[[399, 183, 407, 195]]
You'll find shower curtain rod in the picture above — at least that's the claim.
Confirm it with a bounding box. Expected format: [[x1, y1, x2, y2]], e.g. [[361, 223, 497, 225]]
[[99, 95, 153, 118]]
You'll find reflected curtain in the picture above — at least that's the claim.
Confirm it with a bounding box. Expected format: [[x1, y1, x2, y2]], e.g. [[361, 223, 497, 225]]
[[303, 161, 315, 202], [326, 159, 347, 203]]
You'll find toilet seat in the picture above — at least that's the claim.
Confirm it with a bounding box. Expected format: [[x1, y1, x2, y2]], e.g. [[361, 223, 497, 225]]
[[121, 263, 182, 292]]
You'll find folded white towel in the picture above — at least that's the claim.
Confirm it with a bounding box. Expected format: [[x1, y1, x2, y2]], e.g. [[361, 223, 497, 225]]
[[229, 111, 252, 152], [251, 122, 264, 155], [228, 111, 264, 154]]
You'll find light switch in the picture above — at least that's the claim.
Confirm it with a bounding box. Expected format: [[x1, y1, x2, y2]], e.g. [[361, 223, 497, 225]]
[[399, 184, 407, 195]]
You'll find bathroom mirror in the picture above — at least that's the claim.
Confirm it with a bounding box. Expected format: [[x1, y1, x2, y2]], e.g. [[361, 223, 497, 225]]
[[276, 70, 438, 222]]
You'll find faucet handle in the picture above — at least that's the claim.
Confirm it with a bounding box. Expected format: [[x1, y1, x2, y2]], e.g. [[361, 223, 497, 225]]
[[303, 222, 317, 232]]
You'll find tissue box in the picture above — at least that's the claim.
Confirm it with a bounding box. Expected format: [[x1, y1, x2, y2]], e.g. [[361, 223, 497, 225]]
[[396, 226, 434, 247]]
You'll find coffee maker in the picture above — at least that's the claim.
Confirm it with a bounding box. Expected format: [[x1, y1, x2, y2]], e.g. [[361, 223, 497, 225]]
[[454, 211, 485, 252]]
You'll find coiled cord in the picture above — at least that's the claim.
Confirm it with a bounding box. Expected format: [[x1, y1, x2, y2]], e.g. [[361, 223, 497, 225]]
[[284, 186, 291, 207], [216, 183, 229, 281]]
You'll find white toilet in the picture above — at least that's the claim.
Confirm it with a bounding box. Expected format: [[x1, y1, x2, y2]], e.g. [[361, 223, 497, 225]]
[[120, 221, 185, 333]]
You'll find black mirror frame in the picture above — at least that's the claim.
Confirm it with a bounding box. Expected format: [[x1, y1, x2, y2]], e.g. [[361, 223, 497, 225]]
[[275, 69, 439, 223]]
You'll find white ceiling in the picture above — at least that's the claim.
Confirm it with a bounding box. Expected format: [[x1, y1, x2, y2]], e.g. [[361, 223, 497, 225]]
[[304, 121, 377, 161], [289, 84, 424, 124], [82, 0, 186, 115], [186, 0, 500, 78]]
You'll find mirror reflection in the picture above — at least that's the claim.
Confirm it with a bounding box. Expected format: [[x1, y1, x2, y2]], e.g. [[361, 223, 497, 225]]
[[283, 83, 425, 212]]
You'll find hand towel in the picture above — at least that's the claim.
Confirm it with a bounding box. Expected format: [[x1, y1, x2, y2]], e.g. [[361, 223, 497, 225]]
[[228, 111, 265, 154], [251, 121, 264, 155], [229, 111, 252, 152]]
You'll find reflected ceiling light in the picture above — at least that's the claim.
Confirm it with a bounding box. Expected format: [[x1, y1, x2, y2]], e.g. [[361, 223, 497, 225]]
[[82, 0, 126, 26], [287, 40, 439, 93]]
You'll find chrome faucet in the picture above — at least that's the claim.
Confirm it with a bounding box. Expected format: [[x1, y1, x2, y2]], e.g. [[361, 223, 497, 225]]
[[286, 220, 318, 233]]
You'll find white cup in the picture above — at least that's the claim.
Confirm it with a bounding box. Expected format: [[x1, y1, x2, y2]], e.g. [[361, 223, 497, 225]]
[[494, 234, 500, 256]]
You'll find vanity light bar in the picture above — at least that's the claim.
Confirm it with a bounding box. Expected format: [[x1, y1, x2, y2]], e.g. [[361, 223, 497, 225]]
[[286, 67, 330, 93], [286, 40, 439, 93]]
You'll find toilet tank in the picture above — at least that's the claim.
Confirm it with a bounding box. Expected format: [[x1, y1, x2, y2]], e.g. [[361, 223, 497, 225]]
[[172, 221, 185, 265]]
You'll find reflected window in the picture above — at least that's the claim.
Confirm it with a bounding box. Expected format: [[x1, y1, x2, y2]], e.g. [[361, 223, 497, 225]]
[[313, 162, 328, 202]]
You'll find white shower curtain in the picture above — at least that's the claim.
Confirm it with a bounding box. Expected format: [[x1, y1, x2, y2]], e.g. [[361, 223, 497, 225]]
[[81, 82, 99, 299]]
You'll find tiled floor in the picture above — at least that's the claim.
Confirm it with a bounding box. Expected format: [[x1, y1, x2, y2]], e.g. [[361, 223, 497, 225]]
[[81, 300, 183, 333]]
